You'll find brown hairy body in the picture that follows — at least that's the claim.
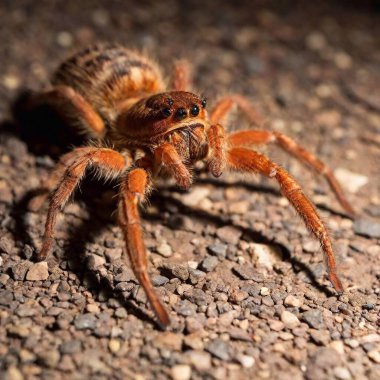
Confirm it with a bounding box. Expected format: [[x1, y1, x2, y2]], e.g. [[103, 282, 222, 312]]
[[28, 44, 355, 327]]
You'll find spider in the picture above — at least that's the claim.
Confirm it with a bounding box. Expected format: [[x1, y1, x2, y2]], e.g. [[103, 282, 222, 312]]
[[26, 44, 355, 327]]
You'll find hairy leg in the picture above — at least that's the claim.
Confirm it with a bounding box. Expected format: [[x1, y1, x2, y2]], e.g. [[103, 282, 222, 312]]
[[118, 168, 170, 326], [206, 124, 227, 177], [172, 59, 192, 91], [228, 130, 354, 216], [37, 148, 128, 261], [26, 85, 105, 138], [227, 147, 343, 292], [28, 147, 93, 212], [210, 94, 265, 126], [154, 143, 192, 189]]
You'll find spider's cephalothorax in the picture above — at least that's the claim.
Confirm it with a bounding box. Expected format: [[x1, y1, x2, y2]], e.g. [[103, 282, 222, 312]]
[[28, 44, 355, 327]]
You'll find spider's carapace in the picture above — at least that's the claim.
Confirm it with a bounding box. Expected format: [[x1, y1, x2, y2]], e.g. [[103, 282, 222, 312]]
[[28, 44, 355, 327]]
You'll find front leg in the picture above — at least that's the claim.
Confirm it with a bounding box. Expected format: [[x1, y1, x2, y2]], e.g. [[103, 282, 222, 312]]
[[227, 147, 343, 293], [118, 168, 170, 327], [154, 143, 192, 189], [37, 148, 128, 261]]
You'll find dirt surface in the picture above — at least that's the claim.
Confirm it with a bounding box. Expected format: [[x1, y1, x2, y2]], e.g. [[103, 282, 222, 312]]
[[0, 1, 380, 379]]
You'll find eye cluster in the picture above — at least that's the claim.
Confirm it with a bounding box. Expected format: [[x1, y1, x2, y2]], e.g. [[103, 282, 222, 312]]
[[161, 98, 207, 120]]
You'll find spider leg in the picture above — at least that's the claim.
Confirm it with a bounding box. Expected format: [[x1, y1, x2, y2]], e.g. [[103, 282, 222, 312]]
[[227, 146, 344, 293], [37, 147, 128, 261], [172, 59, 192, 91], [118, 168, 170, 327], [25, 85, 105, 138], [154, 143, 192, 189], [206, 124, 227, 177], [28, 147, 93, 212], [228, 130, 355, 216], [210, 94, 265, 126]]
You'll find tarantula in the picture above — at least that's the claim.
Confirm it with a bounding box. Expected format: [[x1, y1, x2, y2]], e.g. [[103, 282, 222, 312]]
[[27, 44, 355, 327]]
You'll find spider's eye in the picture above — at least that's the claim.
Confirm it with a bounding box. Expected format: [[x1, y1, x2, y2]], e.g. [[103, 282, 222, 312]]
[[190, 105, 199, 116], [201, 98, 207, 108], [175, 108, 187, 120], [162, 108, 172, 118]]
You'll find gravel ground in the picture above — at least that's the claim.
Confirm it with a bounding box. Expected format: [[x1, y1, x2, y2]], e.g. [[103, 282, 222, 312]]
[[0, 1, 379, 379]]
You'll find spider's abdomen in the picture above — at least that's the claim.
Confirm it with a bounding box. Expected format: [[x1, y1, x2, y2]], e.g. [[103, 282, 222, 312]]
[[52, 44, 165, 123]]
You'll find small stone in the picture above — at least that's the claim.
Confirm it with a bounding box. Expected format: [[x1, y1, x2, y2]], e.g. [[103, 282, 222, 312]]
[[38, 349, 60, 368], [186, 350, 211, 370], [334, 366, 352, 380], [368, 348, 380, 364], [186, 315, 205, 333], [60, 340, 81, 354], [329, 341, 345, 355], [302, 309, 325, 329], [216, 226, 242, 245], [56, 31, 73, 47], [260, 287, 270, 296], [4, 367, 23, 380], [284, 295, 302, 308], [236, 354, 255, 368], [269, 320, 285, 331], [156, 242, 173, 257], [233, 265, 263, 281], [86, 303, 100, 313], [171, 364, 191, 380], [206, 339, 231, 361], [207, 243, 227, 259], [334, 168, 368, 194], [108, 339, 121, 353], [353, 217, 380, 239], [12, 260, 32, 281], [0, 236, 13, 253], [161, 263, 189, 281], [7, 324, 30, 338], [74, 313, 97, 330], [281, 311, 300, 329], [151, 274, 169, 286], [199, 256, 218, 272], [87, 254, 106, 270], [181, 186, 210, 207], [250, 243, 282, 270], [229, 289, 249, 303], [310, 329, 330, 346], [305, 31, 327, 50]]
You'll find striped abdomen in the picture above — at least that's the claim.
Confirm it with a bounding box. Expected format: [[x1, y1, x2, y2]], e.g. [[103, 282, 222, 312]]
[[52, 44, 165, 123]]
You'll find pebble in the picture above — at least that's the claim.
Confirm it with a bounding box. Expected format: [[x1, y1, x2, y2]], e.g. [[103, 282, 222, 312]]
[[60, 340, 81, 355], [284, 295, 302, 308], [108, 339, 121, 353], [11, 260, 32, 280], [281, 311, 301, 329], [207, 243, 227, 259], [74, 313, 97, 330], [156, 242, 173, 257], [333, 367, 352, 380], [186, 350, 211, 370], [151, 274, 169, 286], [26, 262, 49, 281], [353, 217, 380, 239], [260, 287, 270, 296], [334, 168, 368, 193], [302, 309, 325, 329], [206, 339, 231, 361], [171, 365, 192, 380], [236, 354, 255, 368], [233, 265, 263, 281], [162, 263, 189, 281], [216, 226, 242, 245], [310, 329, 330, 346], [250, 243, 282, 270], [38, 349, 60, 368], [368, 348, 380, 364], [199, 256, 218, 272]]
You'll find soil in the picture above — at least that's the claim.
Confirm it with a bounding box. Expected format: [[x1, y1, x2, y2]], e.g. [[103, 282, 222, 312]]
[[0, 1, 379, 379]]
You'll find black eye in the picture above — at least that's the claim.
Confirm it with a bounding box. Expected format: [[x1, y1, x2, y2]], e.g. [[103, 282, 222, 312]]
[[190, 105, 199, 116], [175, 108, 187, 120], [201, 98, 207, 108], [162, 108, 172, 118]]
